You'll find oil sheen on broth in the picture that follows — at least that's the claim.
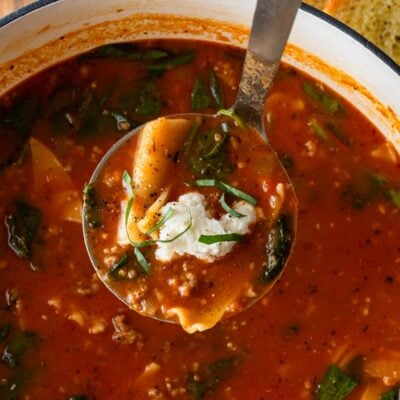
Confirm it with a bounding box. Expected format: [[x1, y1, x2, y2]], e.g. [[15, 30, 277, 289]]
[[0, 40, 400, 400]]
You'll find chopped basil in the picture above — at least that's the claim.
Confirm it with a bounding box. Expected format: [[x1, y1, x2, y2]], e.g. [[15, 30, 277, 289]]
[[146, 208, 174, 235], [209, 71, 224, 108], [108, 253, 129, 280], [198, 233, 243, 245], [219, 192, 245, 218], [133, 247, 151, 274], [381, 388, 400, 400], [122, 171, 192, 273], [83, 184, 102, 229], [217, 109, 246, 128], [135, 81, 162, 117], [303, 82, 344, 115], [183, 120, 232, 180], [325, 122, 351, 147], [5, 200, 41, 259], [186, 358, 236, 400], [316, 365, 357, 400], [0, 98, 39, 170], [147, 52, 195, 72], [309, 118, 329, 141], [342, 171, 391, 210], [191, 77, 212, 110], [2, 331, 38, 369], [90, 44, 169, 61], [194, 179, 257, 206], [386, 190, 400, 208], [260, 214, 293, 284], [77, 84, 116, 136]]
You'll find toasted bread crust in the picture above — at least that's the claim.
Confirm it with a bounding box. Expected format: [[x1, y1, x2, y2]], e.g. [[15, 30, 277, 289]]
[[323, 0, 400, 64]]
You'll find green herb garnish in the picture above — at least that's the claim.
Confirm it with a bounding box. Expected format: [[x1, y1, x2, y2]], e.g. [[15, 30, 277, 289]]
[[122, 171, 192, 273], [217, 108, 246, 128], [309, 118, 329, 141], [108, 253, 129, 278], [195, 179, 257, 206], [83, 184, 101, 228], [191, 77, 212, 110], [210, 71, 224, 108], [316, 365, 357, 400], [133, 247, 151, 275], [135, 81, 161, 117], [147, 52, 195, 71], [219, 192, 245, 218], [260, 214, 293, 284], [381, 388, 400, 400], [304, 82, 344, 115], [90, 44, 168, 61], [198, 233, 243, 245], [145, 208, 174, 235], [183, 120, 232, 180], [2, 331, 38, 369], [186, 358, 236, 400], [5, 200, 41, 259]]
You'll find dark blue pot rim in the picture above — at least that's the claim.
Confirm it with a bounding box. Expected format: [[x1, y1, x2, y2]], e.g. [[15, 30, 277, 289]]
[[0, 0, 399, 74]]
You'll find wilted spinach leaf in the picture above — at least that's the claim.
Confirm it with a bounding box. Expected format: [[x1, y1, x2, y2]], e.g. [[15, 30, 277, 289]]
[[5, 200, 41, 259], [183, 120, 232, 180], [191, 77, 212, 110], [260, 214, 293, 284], [2, 331, 38, 368], [136, 81, 162, 117], [187, 358, 236, 400]]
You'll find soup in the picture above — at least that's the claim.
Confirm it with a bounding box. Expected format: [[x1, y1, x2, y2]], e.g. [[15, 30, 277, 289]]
[[1, 39, 400, 400], [85, 112, 296, 333]]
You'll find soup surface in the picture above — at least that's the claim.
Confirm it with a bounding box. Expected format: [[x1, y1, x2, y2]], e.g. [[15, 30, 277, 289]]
[[1, 40, 400, 400]]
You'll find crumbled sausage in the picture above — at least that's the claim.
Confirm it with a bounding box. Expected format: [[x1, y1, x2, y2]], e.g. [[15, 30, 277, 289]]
[[112, 315, 142, 345]]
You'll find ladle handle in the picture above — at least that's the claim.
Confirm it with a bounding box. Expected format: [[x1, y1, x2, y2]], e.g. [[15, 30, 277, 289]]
[[233, 0, 302, 132]]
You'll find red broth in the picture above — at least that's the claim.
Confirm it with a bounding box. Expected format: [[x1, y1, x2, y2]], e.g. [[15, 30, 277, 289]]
[[0, 40, 400, 400]]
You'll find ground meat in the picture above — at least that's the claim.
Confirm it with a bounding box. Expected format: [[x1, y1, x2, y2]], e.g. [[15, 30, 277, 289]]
[[112, 315, 142, 345]]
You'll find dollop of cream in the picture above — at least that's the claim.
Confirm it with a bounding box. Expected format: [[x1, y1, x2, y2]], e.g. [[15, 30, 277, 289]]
[[155, 192, 256, 262]]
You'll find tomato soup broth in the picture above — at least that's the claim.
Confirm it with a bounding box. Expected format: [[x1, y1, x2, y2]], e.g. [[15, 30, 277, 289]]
[[0, 40, 400, 399]]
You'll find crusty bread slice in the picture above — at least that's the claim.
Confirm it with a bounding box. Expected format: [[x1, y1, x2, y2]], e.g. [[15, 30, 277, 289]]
[[324, 0, 400, 64], [304, 0, 328, 10]]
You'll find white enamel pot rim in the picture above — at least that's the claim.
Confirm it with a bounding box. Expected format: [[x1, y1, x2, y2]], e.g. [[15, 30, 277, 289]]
[[0, 0, 399, 144]]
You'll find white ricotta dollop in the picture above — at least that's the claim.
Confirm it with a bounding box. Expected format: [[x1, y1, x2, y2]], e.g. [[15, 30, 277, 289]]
[[155, 192, 256, 262]]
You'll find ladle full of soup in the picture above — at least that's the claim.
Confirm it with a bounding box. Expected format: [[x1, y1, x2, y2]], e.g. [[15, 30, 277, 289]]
[[83, 0, 300, 333]]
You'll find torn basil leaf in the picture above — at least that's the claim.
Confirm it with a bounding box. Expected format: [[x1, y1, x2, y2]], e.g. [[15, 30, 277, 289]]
[[209, 71, 224, 108], [191, 77, 212, 110], [304, 82, 344, 115], [90, 44, 168, 61], [316, 365, 357, 400], [5, 200, 41, 259], [147, 51, 195, 72], [136, 81, 162, 117]]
